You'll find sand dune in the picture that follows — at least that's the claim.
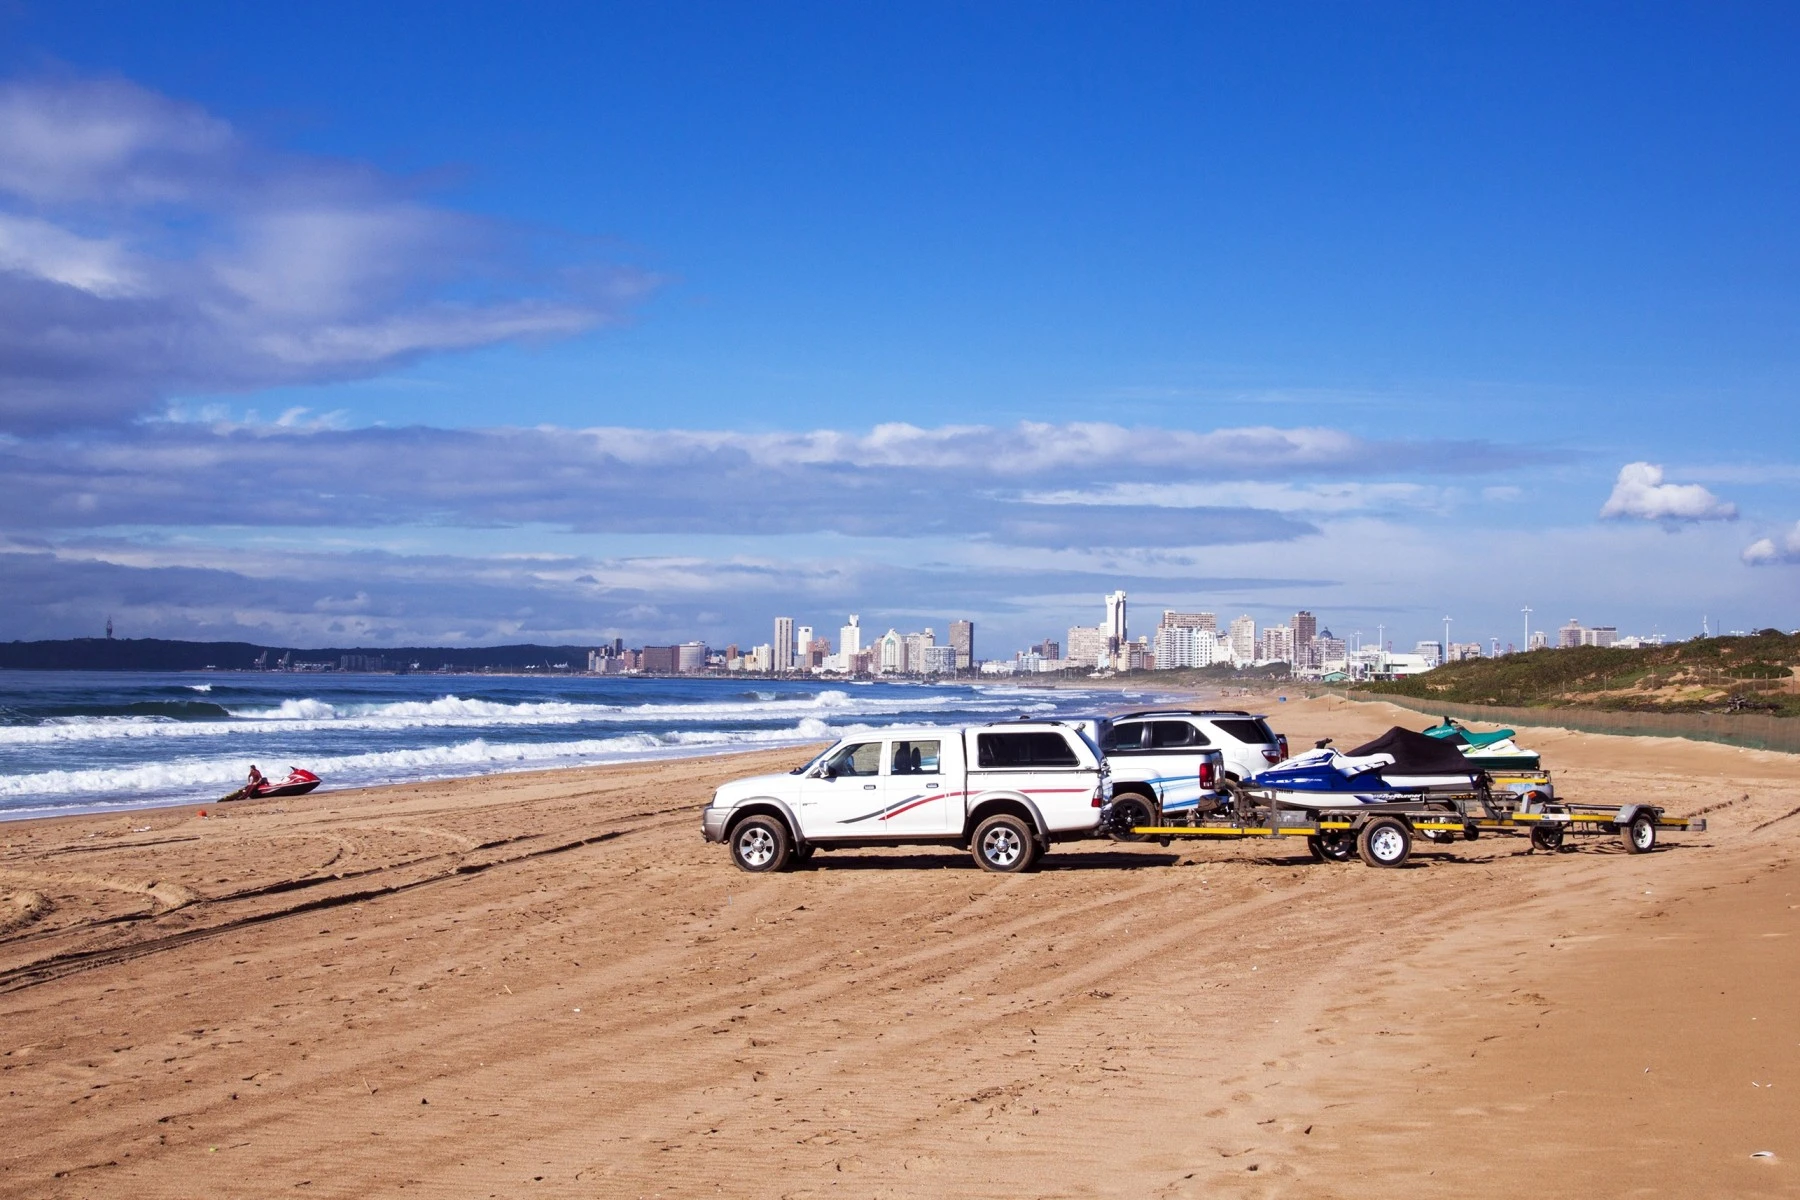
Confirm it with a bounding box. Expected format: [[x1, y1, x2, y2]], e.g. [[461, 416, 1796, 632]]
[[1, 695, 1794, 1197]]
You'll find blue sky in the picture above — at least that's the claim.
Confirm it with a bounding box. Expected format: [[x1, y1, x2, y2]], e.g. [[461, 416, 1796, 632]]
[[1, 2, 1796, 654]]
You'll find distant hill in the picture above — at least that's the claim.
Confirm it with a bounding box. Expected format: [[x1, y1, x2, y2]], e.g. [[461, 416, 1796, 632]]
[[1357, 631, 1800, 717], [0, 638, 601, 673]]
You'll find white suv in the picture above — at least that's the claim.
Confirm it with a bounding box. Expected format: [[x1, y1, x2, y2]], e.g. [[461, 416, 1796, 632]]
[[1106, 710, 1287, 782], [702, 722, 1111, 873]]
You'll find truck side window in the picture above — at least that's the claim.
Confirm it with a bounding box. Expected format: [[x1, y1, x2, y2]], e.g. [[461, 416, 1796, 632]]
[[977, 732, 1080, 768], [827, 742, 883, 776], [891, 740, 941, 775]]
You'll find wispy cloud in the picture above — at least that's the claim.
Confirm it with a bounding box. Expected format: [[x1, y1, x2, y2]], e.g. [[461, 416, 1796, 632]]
[[1599, 462, 1737, 523], [0, 77, 647, 432], [0, 419, 1530, 543], [1742, 522, 1800, 566]]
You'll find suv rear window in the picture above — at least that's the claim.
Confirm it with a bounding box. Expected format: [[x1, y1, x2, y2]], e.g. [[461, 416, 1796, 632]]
[[1211, 718, 1276, 744], [976, 731, 1080, 768]]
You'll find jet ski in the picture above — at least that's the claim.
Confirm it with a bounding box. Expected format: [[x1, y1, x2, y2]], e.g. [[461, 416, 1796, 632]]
[[220, 768, 321, 803], [1422, 716, 1542, 771], [1247, 726, 1481, 807]]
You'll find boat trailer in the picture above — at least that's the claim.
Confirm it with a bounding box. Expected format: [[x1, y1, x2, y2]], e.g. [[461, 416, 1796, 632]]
[[1121, 779, 1707, 868]]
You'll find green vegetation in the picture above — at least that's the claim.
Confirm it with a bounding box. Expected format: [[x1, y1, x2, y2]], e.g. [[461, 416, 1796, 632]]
[[1358, 630, 1800, 717]]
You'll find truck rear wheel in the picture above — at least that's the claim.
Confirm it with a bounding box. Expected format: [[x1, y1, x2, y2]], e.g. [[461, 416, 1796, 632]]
[[729, 814, 792, 873], [1356, 817, 1412, 868], [972, 813, 1039, 873]]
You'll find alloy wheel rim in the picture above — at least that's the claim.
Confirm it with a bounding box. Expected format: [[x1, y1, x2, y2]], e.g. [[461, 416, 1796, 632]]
[[740, 827, 775, 866], [984, 827, 1021, 866]]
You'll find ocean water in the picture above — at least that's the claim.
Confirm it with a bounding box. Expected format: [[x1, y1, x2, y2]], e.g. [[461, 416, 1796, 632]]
[[0, 671, 1104, 821]]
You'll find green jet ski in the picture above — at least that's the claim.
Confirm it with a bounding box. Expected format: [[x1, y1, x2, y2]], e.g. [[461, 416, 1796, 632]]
[[1422, 716, 1542, 772]]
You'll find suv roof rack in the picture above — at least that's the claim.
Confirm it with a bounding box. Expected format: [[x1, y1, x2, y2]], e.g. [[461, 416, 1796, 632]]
[[1116, 708, 1255, 720]]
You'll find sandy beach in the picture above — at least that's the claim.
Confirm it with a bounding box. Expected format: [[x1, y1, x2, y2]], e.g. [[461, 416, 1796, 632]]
[[1, 695, 1795, 1198]]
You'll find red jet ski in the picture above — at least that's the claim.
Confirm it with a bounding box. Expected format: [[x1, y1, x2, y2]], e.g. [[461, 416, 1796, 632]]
[[221, 768, 321, 802]]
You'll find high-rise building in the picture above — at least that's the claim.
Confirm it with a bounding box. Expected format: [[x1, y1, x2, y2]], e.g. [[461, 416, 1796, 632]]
[[1104, 590, 1128, 651], [1032, 640, 1061, 661], [1292, 610, 1317, 648], [949, 620, 974, 671], [1415, 640, 1444, 667], [1066, 624, 1107, 667], [677, 642, 708, 673], [1228, 615, 1256, 663], [1260, 624, 1294, 663], [796, 625, 813, 658], [878, 629, 905, 674], [773, 617, 794, 672], [1558, 619, 1584, 649], [1160, 610, 1217, 632], [840, 614, 862, 658], [1153, 626, 1220, 669], [641, 645, 680, 674], [921, 645, 958, 674], [905, 628, 935, 673]]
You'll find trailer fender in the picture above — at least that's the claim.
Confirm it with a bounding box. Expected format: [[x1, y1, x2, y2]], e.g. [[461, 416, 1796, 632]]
[[1614, 804, 1657, 826]]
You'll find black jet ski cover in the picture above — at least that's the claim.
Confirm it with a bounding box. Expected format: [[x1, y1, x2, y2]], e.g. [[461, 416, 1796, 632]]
[[1346, 726, 1479, 773]]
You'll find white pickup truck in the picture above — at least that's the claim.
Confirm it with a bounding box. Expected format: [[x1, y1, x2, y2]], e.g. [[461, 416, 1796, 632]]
[[701, 721, 1112, 873]]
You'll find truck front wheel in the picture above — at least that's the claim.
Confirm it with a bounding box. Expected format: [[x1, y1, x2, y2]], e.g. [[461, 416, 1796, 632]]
[[729, 814, 793, 873], [972, 813, 1039, 873]]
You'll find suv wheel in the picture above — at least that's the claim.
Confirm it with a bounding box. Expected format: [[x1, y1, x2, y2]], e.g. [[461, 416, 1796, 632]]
[[729, 814, 792, 872], [1107, 794, 1156, 842], [972, 813, 1039, 873]]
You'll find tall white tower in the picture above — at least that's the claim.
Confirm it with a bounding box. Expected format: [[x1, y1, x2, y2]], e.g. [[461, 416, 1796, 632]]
[[1104, 590, 1128, 650], [773, 617, 794, 672], [840, 615, 862, 658]]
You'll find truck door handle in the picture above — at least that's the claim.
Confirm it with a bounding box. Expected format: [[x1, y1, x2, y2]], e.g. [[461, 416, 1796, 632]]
[[926, 783, 939, 789], [863, 784, 877, 790]]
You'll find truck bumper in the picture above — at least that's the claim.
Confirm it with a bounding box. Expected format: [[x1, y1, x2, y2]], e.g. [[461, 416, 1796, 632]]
[[701, 806, 729, 843]]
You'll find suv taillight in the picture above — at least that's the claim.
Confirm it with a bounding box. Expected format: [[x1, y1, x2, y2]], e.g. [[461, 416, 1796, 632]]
[[1198, 760, 1217, 789], [1277, 734, 1289, 758], [1263, 749, 1282, 764]]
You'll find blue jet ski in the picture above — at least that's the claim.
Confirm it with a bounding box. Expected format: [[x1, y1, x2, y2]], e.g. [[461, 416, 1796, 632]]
[[1248, 726, 1482, 807]]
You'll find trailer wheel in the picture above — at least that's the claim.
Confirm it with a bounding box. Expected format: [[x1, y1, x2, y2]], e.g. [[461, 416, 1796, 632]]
[[729, 814, 792, 873], [1356, 817, 1412, 868], [972, 813, 1039, 873], [1308, 830, 1355, 862], [1529, 824, 1564, 853], [1624, 812, 1657, 854], [1107, 794, 1156, 842]]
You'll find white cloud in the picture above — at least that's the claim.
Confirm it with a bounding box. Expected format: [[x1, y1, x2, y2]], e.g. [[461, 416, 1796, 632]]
[[1742, 522, 1800, 566], [0, 77, 646, 432], [1598, 462, 1737, 522]]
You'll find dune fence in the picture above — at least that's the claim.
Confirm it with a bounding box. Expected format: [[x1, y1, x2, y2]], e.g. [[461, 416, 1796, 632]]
[[1345, 692, 1800, 755]]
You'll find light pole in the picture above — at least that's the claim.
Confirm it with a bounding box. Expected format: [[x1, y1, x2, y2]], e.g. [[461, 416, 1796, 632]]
[[1522, 606, 1532, 654], [1442, 615, 1453, 664]]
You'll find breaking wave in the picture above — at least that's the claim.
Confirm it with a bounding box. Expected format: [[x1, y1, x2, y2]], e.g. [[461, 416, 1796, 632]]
[[0, 688, 1039, 745], [0, 717, 846, 811]]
